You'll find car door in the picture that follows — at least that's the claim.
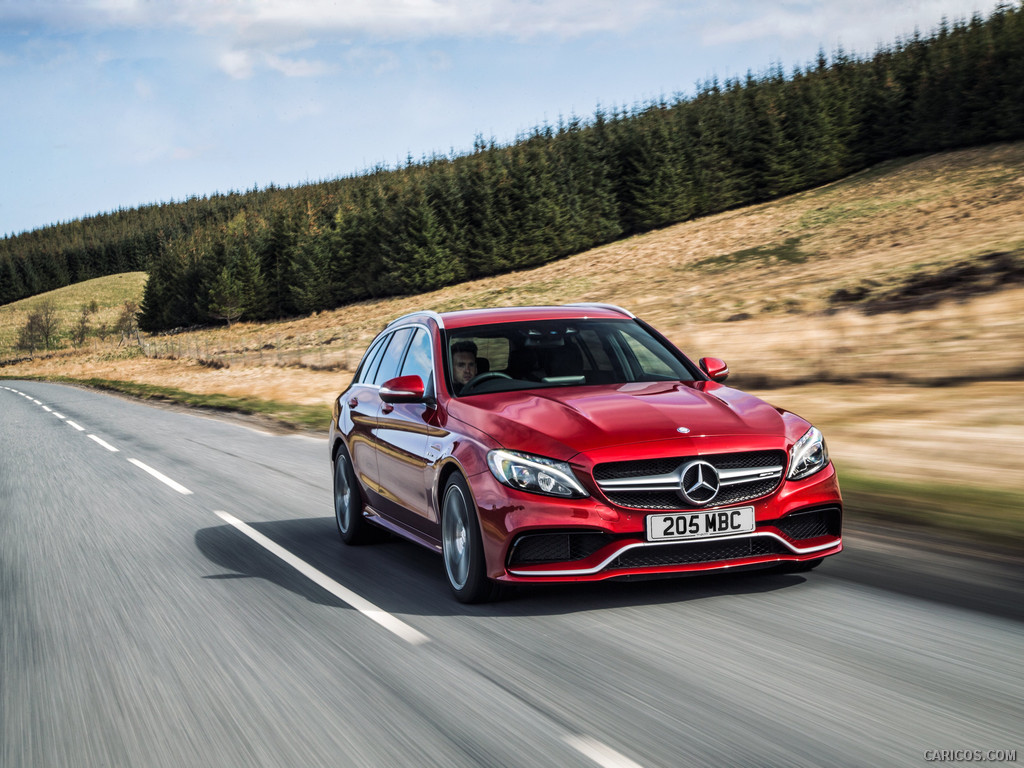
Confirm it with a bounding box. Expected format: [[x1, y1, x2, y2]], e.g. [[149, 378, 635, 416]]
[[373, 326, 445, 539], [348, 327, 414, 517], [345, 333, 390, 495]]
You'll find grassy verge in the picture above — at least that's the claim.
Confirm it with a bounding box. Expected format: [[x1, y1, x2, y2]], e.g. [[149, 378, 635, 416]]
[[4, 374, 333, 432], [837, 464, 1024, 554]]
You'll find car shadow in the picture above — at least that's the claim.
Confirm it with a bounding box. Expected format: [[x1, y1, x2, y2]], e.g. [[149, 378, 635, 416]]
[[194, 515, 812, 618]]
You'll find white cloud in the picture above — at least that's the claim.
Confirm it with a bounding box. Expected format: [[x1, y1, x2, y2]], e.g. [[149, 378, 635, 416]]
[[701, 0, 1004, 53], [219, 49, 256, 79], [217, 44, 331, 79], [170, 144, 213, 161], [5, 0, 673, 41], [264, 53, 330, 78], [344, 47, 402, 76]]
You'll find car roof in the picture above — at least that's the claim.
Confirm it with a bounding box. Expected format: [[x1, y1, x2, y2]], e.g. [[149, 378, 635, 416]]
[[387, 304, 636, 331]]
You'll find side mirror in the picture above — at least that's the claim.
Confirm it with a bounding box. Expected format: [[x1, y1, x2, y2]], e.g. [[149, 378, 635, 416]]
[[379, 375, 428, 404], [699, 357, 730, 382]]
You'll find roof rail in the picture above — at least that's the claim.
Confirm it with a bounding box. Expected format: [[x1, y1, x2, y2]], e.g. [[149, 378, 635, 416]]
[[564, 302, 635, 318], [386, 310, 445, 329]]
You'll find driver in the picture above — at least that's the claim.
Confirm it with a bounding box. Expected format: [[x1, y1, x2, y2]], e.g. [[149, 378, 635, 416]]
[[450, 340, 478, 394]]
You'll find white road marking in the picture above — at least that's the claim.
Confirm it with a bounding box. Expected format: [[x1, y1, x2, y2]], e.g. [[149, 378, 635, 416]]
[[214, 510, 430, 646], [127, 459, 193, 494], [7, 385, 422, 646], [563, 735, 647, 768], [87, 434, 119, 452], [42, 406, 52, 412]]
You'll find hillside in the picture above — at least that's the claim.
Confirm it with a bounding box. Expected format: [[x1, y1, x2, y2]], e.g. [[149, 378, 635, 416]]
[[3, 141, 1023, 548], [3, 4, 1023, 322], [0, 272, 147, 353], [4, 141, 1022, 383]]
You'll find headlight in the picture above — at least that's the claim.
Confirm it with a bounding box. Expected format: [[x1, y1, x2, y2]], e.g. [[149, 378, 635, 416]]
[[788, 427, 829, 481], [487, 450, 589, 498]]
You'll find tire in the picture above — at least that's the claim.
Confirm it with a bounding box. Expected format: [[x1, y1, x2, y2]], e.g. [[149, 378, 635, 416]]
[[333, 446, 367, 544], [441, 474, 499, 603]]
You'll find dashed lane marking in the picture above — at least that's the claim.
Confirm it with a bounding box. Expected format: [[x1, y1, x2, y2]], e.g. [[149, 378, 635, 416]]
[[214, 510, 430, 646], [563, 735, 647, 768], [127, 458, 193, 495], [87, 434, 119, 452], [4, 386, 642, 765]]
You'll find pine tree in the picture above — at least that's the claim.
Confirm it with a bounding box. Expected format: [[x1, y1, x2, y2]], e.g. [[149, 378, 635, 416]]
[[207, 265, 246, 325]]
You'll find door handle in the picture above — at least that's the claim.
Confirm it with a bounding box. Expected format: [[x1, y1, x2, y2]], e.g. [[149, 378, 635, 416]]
[[381, 404, 394, 414], [348, 397, 359, 407]]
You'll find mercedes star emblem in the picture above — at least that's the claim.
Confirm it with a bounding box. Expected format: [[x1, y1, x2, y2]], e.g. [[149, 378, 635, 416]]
[[678, 460, 721, 505]]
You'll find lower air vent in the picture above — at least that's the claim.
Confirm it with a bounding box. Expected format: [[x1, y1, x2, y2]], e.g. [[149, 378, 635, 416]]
[[508, 531, 614, 567], [611, 537, 789, 569], [771, 506, 842, 540]]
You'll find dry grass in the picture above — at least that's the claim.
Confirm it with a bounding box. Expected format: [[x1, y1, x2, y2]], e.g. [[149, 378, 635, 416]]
[[0, 272, 147, 352], [757, 381, 1024, 496], [3, 142, 1024, 506]]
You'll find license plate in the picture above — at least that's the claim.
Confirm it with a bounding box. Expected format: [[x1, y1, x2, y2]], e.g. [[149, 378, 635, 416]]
[[647, 507, 755, 541]]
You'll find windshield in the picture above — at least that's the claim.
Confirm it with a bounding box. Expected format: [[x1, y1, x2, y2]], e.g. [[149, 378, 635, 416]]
[[444, 319, 700, 397]]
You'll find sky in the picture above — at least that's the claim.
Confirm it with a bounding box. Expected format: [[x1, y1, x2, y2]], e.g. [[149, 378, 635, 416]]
[[0, 0, 1009, 237]]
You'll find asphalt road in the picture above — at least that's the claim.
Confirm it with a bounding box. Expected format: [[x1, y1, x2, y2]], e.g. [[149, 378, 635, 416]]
[[2, 381, 1021, 768]]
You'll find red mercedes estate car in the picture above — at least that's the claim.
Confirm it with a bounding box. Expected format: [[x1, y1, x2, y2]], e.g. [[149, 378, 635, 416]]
[[329, 304, 842, 602]]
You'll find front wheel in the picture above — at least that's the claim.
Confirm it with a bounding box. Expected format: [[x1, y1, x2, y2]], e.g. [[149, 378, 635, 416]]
[[333, 447, 367, 544], [441, 474, 499, 603]]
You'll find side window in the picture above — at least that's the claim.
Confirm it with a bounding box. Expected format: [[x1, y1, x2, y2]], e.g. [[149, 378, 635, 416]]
[[356, 335, 389, 384], [399, 327, 433, 384], [372, 328, 414, 386], [619, 328, 681, 379]]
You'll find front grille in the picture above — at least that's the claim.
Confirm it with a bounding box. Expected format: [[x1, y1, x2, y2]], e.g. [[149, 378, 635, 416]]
[[612, 537, 789, 569], [593, 457, 683, 480], [595, 450, 787, 510], [508, 531, 614, 566], [603, 490, 691, 510], [772, 507, 842, 540], [593, 450, 784, 480]]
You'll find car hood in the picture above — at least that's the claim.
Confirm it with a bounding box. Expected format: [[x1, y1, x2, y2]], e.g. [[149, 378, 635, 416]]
[[448, 381, 791, 460]]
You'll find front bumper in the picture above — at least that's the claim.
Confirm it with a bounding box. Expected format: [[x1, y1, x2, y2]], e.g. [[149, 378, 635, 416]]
[[470, 462, 843, 583]]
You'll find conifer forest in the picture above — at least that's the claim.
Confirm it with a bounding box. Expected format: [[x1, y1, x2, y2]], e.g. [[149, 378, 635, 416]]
[[1, 5, 1022, 332]]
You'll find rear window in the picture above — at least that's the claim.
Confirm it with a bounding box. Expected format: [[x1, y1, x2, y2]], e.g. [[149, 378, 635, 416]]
[[372, 328, 414, 386], [355, 335, 389, 384]]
